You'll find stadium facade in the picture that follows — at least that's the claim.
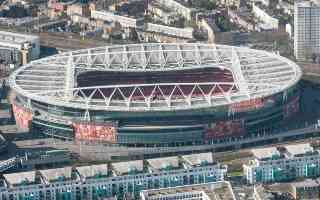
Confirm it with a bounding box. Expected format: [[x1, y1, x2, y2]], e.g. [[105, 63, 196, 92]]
[[9, 43, 302, 146]]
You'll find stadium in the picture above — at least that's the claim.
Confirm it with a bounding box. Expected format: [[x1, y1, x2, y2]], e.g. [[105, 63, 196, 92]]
[[9, 43, 301, 146]]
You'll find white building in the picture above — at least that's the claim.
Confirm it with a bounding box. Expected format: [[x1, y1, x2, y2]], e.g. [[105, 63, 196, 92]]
[[140, 181, 236, 200], [0, 31, 40, 64], [91, 10, 137, 28], [252, 4, 279, 31], [243, 143, 320, 184], [155, 0, 192, 21], [228, 10, 254, 31], [0, 152, 227, 200], [294, 0, 320, 61], [144, 23, 194, 39]]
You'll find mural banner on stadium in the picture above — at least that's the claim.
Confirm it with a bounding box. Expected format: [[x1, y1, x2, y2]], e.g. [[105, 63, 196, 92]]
[[204, 119, 245, 140], [73, 122, 117, 143], [12, 103, 32, 129], [228, 96, 277, 114], [229, 98, 264, 113]]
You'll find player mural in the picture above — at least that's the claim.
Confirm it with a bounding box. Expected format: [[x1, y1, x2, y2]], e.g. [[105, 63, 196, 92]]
[[204, 120, 245, 140], [73, 122, 117, 143], [229, 96, 277, 114], [229, 98, 264, 113], [12, 104, 32, 129]]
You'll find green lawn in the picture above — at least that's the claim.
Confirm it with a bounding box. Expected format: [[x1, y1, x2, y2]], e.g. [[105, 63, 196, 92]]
[[228, 171, 244, 177]]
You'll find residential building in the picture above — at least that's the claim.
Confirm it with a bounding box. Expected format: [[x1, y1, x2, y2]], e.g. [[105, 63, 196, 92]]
[[0, 47, 21, 66], [0, 31, 40, 65], [0, 152, 227, 200], [140, 181, 236, 200], [147, 1, 180, 25], [294, 0, 320, 61], [252, 3, 279, 30], [144, 23, 194, 39], [66, 3, 90, 17], [91, 10, 137, 28], [228, 9, 254, 31], [243, 143, 320, 184], [253, 185, 277, 200], [155, 0, 192, 21], [220, 0, 242, 8], [290, 179, 320, 199]]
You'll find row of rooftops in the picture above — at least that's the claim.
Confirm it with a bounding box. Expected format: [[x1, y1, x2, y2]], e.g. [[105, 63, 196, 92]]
[[291, 178, 320, 189], [2, 152, 220, 187], [253, 178, 320, 200], [251, 143, 317, 161]]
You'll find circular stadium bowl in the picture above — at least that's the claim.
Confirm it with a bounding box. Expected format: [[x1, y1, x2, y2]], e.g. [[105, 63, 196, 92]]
[[9, 43, 302, 146]]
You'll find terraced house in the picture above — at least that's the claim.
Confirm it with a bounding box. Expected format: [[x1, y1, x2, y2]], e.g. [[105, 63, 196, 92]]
[[0, 152, 227, 200], [243, 143, 320, 184]]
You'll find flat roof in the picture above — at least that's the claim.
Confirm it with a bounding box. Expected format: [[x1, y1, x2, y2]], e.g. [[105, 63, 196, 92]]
[[147, 156, 179, 170], [140, 181, 235, 200], [40, 167, 72, 182], [182, 152, 213, 166], [254, 185, 275, 200], [3, 171, 36, 186], [111, 160, 143, 175], [291, 179, 319, 188], [76, 164, 108, 179], [251, 147, 280, 160], [284, 143, 313, 157]]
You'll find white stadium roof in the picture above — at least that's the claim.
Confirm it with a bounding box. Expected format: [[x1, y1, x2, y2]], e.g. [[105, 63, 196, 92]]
[[9, 43, 301, 112]]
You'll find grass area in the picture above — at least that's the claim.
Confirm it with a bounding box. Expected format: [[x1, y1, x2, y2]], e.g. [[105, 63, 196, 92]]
[[212, 150, 252, 163], [213, 151, 253, 173], [74, 159, 111, 166], [228, 171, 244, 177]]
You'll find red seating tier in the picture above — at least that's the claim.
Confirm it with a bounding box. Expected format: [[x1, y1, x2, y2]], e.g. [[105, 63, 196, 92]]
[[77, 68, 235, 99]]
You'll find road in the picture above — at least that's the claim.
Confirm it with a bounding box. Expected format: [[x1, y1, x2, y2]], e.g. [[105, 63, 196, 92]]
[[39, 32, 110, 51], [2, 121, 318, 162]]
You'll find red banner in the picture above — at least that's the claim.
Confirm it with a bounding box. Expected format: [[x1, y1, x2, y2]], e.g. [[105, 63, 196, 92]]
[[12, 104, 32, 130], [229, 98, 264, 113], [73, 122, 117, 143], [54, 3, 64, 11], [205, 120, 245, 140]]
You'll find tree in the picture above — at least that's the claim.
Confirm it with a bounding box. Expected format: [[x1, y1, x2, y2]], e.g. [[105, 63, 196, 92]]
[[216, 15, 232, 32], [192, 0, 217, 10]]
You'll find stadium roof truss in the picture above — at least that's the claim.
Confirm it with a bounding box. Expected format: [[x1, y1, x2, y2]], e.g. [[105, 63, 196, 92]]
[[9, 43, 302, 112]]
